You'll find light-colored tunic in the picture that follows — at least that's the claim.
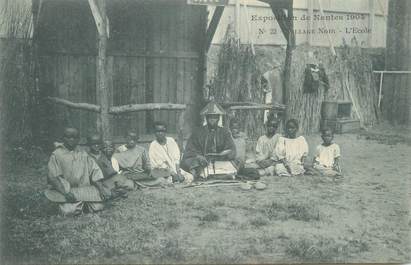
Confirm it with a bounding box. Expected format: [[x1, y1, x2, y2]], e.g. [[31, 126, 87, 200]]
[[48, 145, 104, 188], [314, 143, 340, 168], [111, 157, 120, 173], [313, 143, 341, 176], [275, 136, 308, 176], [232, 132, 247, 167], [47, 145, 104, 215], [113, 145, 151, 174], [255, 134, 281, 162], [149, 137, 193, 183]]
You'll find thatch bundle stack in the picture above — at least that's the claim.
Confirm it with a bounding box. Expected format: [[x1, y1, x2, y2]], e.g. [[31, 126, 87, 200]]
[[209, 25, 265, 139], [0, 0, 36, 146], [287, 42, 380, 133]]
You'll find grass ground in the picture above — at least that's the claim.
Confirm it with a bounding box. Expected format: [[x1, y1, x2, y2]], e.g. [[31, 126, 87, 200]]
[[1, 127, 410, 264]]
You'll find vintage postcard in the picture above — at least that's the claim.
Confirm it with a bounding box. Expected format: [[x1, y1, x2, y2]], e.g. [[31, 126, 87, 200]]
[[0, 0, 410, 264]]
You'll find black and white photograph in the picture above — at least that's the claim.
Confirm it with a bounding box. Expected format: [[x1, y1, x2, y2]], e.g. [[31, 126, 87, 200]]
[[0, 0, 410, 263]]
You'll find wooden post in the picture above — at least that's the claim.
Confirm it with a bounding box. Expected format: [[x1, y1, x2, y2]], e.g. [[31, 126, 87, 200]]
[[307, 0, 313, 45], [368, 0, 375, 47], [235, 0, 241, 44], [385, 0, 411, 125], [283, 1, 295, 106], [177, 110, 185, 152], [31, 0, 43, 144], [205, 6, 225, 52], [90, 0, 110, 140], [269, 0, 295, 106], [195, 6, 208, 127]]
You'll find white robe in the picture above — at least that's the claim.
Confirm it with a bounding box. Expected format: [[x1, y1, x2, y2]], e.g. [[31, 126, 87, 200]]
[[275, 136, 308, 176], [313, 143, 341, 176], [149, 137, 193, 183]]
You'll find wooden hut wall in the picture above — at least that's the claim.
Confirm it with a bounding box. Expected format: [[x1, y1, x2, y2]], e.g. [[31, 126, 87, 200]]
[[383, 0, 411, 125], [38, 0, 98, 140], [38, 0, 206, 140]]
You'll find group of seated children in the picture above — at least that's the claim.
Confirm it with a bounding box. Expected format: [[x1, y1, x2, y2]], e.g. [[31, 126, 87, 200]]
[[46, 122, 193, 216], [46, 109, 341, 216], [230, 118, 342, 178]]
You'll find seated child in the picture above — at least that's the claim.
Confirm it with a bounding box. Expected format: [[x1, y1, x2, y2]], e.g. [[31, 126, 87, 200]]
[[113, 131, 161, 186], [46, 128, 107, 216], [148, 121, 193, 184], [255, 118, 281, 176], [102, 140, 121, 174], [229, 118, 260, 180], [230, 118, 247, 169], [275, 119, 308, 176], [87, 134, 134, 191], [313, 128, 342, 176]]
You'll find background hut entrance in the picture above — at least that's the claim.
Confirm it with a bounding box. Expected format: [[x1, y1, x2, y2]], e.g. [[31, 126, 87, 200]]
[[36, 0, 207, 142]]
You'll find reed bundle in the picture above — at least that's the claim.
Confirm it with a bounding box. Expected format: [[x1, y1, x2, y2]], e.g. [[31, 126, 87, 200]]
[[287, 42, 380, 134], [0, 0, 36, 146], [209, 25, 265, 139]]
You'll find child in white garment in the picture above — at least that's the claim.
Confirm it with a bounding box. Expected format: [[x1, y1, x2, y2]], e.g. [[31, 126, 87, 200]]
[[313, 128, 342, 176], [275, 119, 308, 176]]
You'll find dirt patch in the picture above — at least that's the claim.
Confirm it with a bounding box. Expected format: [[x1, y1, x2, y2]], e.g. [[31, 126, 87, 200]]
[[1, 130, 411, 264]]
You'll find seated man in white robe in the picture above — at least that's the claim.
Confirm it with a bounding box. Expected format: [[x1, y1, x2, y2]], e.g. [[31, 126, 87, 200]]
[[149, 121, 193, 184]]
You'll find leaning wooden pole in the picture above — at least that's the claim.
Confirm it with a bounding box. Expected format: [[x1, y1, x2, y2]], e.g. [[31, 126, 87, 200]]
[[269, 0, 295, 106], [283, 0, 294, 107], [94, 0, 110, 140]]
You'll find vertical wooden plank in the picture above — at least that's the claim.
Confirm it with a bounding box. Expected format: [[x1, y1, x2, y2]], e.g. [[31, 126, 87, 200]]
[[194, 5, 208, 127], [368, 0, 375, 47], [170, 4, 179, 132], [408, 75, 411, 125], [139, 57, 147, 136], [175, 3, 186, 135], [87, 55, 98, 135], [130, 57, 146, 136], [120, 57, 128, 136], [95, 0, 109, 140], [160, 8, 169, 129], [307, 0, 313, 45], [167, 5, 175, 130], [124, 57, 132, 134], [176, 58, 185, 136], [400, 74, 409, 123], [112, 57, 119, 137], [152, 4, 162, 131], [183, 59, 192, 126], [183, 6, 192, 128], [107, 55, 114, 137], [70, 56, 80, 133]]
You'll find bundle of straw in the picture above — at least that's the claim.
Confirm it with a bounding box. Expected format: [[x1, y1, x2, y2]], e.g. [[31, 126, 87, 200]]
[[209, 24, 265, 139], [0, 0, 36, 146], [287, 42, 380, 134]]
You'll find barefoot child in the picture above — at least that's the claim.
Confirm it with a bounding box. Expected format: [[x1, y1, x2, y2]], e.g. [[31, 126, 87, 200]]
[[255, 118, 281, 176], [230, 118, 247, 169], [87, 134, 134, 191], [46, 128, 107, 216], [113, 131, 163, 186], [229, 118, 261, 180], [313, 128, 342, 176], [148, 121, 194, 184], [275, 119, 308, 176]]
